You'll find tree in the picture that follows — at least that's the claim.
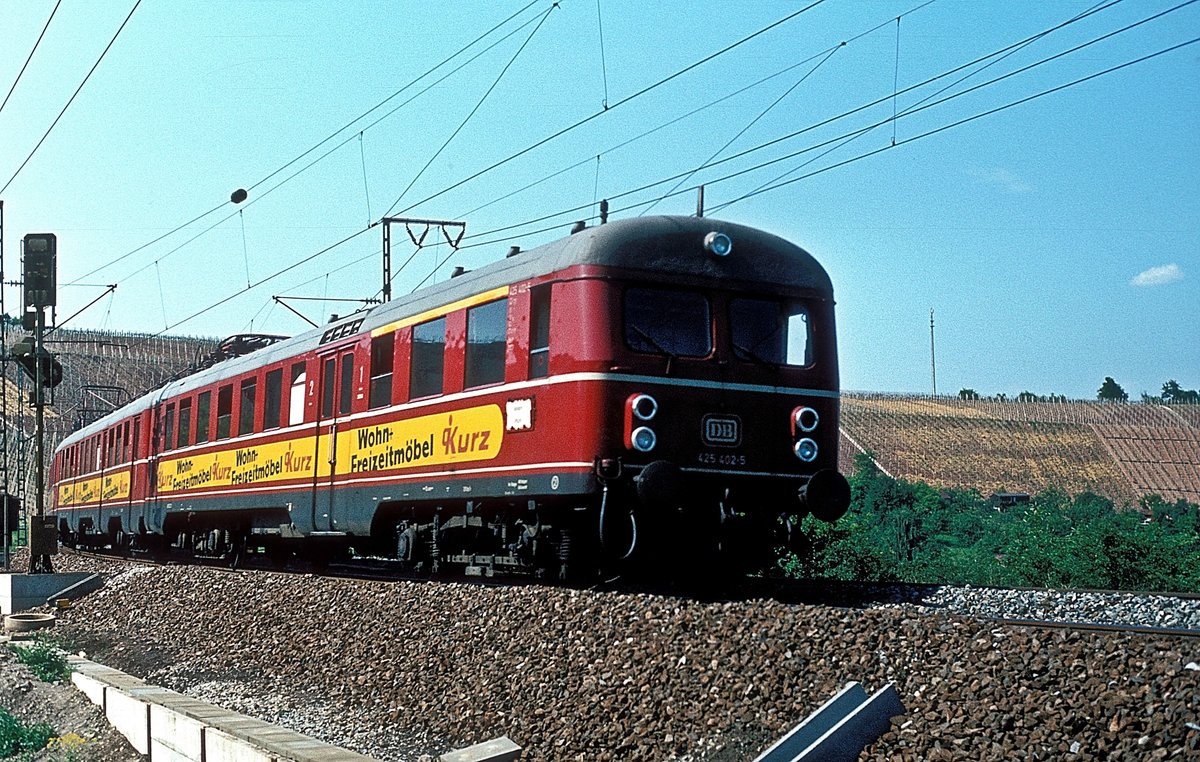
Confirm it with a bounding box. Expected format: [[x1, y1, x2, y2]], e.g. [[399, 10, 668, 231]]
[[1097, 377, 1128, 402], [958, 388, 980, 400], [1161, 379, 1200, 404]]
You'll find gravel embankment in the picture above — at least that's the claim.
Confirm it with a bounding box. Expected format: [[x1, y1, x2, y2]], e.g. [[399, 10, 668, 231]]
[[864, 583, 1200, 633], [900, 585, 1200, 631], [30, 555, 1200, 761]]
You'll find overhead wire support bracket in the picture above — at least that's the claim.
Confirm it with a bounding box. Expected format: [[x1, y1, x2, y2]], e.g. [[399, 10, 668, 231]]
[[380, 217, 466, 303], [272, 294, 380, 329]]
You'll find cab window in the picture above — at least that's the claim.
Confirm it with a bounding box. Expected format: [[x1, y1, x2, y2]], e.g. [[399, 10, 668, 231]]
[[730, 298, 812, 367], [623, 287, 711, 358]]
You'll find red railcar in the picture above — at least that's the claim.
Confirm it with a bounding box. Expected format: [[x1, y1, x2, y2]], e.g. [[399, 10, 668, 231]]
[[50, 216, 850, 577]]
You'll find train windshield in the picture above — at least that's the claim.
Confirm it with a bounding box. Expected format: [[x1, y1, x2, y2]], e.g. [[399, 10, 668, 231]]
[[731, 298, 812, 367], [624, 287, 712, 358]]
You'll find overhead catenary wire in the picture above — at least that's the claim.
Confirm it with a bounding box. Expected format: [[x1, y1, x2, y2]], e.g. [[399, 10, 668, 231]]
[[718, 0, 1118, 212], [714, 36, 1200, 211], [383, 2, 560, 215], [0, 0, 62, 117], [359, 132, 372, 226], [387, 0, 831, 218], [892, 16, 901, 146], [113, 0, 835, 340], [596, 0, 610, 109], [449, 21, 1198, 251], [451, 0, 1148, 244], [457, 0, 937, 222], [1, 0, 142, 196], [111, 9, 556, 286], [638, 43, 843, 217], [127, 0, 1177, 343], [405, 30, 1200, 281], [66, 1, 545, 286]]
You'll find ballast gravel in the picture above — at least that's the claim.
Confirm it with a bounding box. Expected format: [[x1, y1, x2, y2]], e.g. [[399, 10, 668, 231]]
[[34, 555, 1200, 761], [876, 583, 1200, 631]]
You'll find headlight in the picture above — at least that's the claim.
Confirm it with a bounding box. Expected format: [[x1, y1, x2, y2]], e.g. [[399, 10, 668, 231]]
[[793, 438, 818, 462], [630, 393, 658, 421], [631, 426, 657, 453], [704, 231, 732, 257], [793, 406, 819, 433]]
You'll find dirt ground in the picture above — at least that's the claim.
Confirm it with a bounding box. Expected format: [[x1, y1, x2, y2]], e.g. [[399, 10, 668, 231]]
[[0, 634, 143, 762]]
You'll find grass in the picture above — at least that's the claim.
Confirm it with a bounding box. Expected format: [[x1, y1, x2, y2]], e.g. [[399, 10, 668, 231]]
[[7, 638, 71, 684], [0, 707, 55, 759]]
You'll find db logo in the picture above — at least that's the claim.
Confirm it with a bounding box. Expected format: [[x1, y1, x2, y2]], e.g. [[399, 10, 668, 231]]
[[702, 415, 741, 447]]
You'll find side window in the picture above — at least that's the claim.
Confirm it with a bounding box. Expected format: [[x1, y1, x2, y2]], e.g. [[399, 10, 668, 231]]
[[529, 285, 551, 379], [239, 378, 257, 435], [289, 363, 306, 425], [264, 368, 283, 430], [216, 385, 233, 440], [410, 317, 446, 399], [163, 404, 176, 453], [369, 333, 395, 409], [338, 352, 354, 415], [133, 419, 141, 460], [465, 298, 508, 388], [321, 357, 336, 418], [177, 399, 192, 449], [122, 421, 132, 462], [195, 391, 211, 444]]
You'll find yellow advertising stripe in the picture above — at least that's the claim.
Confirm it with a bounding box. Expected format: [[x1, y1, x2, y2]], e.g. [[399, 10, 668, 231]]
[[370, 286, 509, 337], [156, 404, 505, 495], [332, 404, 503, 477], [157, 436, 320, 494], [57, 472, 130, 507]]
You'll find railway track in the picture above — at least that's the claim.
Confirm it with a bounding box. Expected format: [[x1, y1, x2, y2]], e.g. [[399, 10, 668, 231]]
[[56, 547, 1200, 637]]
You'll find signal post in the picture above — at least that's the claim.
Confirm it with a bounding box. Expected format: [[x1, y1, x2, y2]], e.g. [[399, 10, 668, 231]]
[[20, 233, 60, 574]]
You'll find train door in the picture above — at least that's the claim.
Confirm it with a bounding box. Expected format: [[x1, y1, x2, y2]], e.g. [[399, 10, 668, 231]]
[[145, 394, 168, 534], [313, 348, 354, 532]]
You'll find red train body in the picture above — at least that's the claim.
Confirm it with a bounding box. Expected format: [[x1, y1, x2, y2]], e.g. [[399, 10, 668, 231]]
[[50, 216, 850, 577]]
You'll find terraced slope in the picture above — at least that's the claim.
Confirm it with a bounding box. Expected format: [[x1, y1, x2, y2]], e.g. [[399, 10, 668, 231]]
[[1, 327, 217, 503], [839, 395, 1200, 505]]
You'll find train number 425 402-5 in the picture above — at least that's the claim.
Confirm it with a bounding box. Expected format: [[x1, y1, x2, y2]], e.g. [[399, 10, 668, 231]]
[[697, 452, 746, 467]]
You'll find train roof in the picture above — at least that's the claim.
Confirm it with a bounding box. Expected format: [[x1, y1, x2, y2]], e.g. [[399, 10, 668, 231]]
[[60, 216, 832, 447]]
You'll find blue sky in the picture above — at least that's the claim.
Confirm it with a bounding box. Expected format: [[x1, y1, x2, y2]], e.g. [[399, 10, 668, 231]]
[[1, 0, 1196, 400]]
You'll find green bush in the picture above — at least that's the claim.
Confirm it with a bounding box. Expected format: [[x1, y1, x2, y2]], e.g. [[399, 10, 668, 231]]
[[780, 454, 1200, 592], [8, 638, 71, 684], [0, 706, 55, 758]]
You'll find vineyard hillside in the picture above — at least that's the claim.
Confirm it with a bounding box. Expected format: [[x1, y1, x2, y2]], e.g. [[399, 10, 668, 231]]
[[839, 394, 1200, 505], [2, 327, 217, 500]]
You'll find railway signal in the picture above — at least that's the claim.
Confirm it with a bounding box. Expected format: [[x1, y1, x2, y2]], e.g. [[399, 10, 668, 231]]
[[21, 232, 59, 574], [22, 233, 56, 329], [9, 336, 62, 390]]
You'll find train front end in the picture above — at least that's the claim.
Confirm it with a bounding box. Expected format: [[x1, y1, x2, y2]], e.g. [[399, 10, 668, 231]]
[[573, 217, 850, 572]]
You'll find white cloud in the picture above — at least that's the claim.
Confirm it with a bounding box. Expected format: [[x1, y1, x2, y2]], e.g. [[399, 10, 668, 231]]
[[967, 166, 1032, 193], [1130, 263, 1184, 287]]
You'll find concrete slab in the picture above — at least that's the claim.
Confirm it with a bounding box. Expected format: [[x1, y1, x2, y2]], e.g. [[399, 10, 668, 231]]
[[204, 726, 277, 762], [104, 687, 151, 755], [70, 671, 106, 707], [69, 655, 384, 762], [440, 736, 522, 762], [150, 703, 206, 762], [1, 572, 97, 614]]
